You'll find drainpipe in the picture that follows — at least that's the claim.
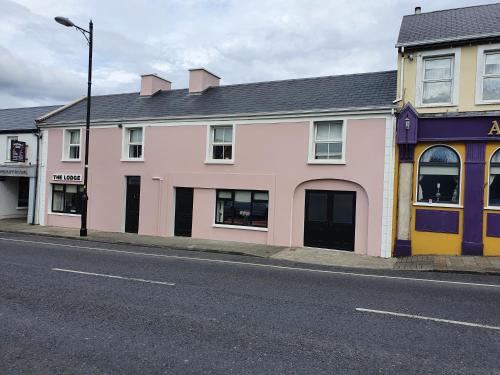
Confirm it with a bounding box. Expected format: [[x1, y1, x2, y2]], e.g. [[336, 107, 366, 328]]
[[31, 130, 41, 225], [393, 47, 405, 104]]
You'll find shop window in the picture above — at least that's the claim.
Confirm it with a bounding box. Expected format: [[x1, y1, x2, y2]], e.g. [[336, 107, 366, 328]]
[[489, 149, 500, 206], [417, 145, 460, 204], [64, 129, 81, 160], [123, 127, 144, 160], [209, 125, 233, 161], [52, 184, 84, 214], [312, 120, 344, 162], [17, 177, 29, 208], [215, 189, 268, 228]]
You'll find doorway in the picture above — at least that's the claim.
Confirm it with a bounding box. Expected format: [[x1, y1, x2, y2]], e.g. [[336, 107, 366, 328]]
[[174, 187, 194, 237], [125, 176, 141, 233], [304, 190, 356, 251]]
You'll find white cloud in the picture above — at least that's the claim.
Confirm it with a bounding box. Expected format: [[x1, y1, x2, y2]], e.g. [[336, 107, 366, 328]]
[[0, 0, 491, 108]]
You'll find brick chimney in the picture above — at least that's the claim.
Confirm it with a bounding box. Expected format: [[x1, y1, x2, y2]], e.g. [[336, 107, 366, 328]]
[[140, 74, 171, 96], [189, 68, 220, 94]]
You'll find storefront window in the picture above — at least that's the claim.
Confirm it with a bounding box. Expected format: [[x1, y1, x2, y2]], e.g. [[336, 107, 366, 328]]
[[489, 149, 500, 206], [52, 184, 84, 214], [215, 189, 268, 228], [418, 146, 460, 204]]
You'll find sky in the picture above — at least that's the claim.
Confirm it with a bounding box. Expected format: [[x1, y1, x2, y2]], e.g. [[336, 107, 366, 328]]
[[0, 0, 491, 108]]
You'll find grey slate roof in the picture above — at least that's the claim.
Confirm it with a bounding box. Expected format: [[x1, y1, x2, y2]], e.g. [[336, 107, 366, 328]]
[[40, 71, 397, 125], [397, 3, 500, 48], [0, 105, 60, 132]]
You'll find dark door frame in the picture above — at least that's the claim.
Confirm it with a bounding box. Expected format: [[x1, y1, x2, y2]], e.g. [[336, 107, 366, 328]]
[[303, 189, 356, 251], [125, 176, 141, 234]]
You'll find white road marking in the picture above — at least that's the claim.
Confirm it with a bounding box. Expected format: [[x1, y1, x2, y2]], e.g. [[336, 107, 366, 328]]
[[1, 236, 500, 289], [52, 268, 175, 286], [356, 308, 500, 331]]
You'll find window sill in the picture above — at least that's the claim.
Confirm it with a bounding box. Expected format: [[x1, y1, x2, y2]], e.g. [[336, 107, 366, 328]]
[[476, 100, 500, 105], [416, 103, 457, 109], [308, 159, 346, 165], [213, 223, 268, 232], [120, 158, 144, 162], [48, 212, 81, 217], [413, 202, 463, 209], [16, 207, 28, 210], [205, 160, 234, 165], [61, 159, 81, 163], [485, 206, 500, 211]]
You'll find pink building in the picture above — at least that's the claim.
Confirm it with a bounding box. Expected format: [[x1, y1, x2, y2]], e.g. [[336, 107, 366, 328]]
[[37, 69, 397, 257]]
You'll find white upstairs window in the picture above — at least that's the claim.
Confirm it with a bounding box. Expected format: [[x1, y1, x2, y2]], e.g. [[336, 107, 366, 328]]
[[421, 56, 454, 105], [123, 127, 144, 160], [207, 125, 233, 163], [481, 51, 500, 101], [416, 49, 460, 107], [309, 120, 345, 164], [62, 129, 81, 161]]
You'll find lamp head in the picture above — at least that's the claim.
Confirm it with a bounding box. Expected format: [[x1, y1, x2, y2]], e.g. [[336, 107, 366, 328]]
[[55, 16, 75, 27]]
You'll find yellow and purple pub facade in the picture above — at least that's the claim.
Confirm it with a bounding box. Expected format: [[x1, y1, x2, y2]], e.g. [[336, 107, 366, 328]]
[[393, 5, 500, 257]]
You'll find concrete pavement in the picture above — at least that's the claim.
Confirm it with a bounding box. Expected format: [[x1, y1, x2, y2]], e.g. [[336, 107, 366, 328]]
[[1, 219, 500, 274], [0, 232, 499, 374]]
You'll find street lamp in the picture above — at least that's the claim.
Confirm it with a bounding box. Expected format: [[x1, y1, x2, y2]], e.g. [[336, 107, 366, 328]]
[[55, 16, 93, 237]]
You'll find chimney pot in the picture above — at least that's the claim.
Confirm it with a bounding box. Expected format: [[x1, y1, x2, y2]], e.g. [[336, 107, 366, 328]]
[[140, 74, 171, 96], [415, 6, 421, 14], [188, 68, 220, 94]]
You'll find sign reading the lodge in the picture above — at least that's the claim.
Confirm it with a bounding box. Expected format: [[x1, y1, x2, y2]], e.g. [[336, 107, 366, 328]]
[[52, 173, 82, 183], [10, 140, 27, 163]]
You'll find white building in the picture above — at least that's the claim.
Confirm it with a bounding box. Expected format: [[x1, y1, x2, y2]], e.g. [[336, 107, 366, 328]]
[[0, 106, 59, 223]]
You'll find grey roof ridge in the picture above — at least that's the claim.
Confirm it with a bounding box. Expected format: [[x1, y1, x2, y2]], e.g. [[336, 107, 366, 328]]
[[41, 105, 395, 126], [401, 2, 500, 18], [36, 97, 85, 122], [203, 69, 397, 89], [41, 70, 397, 103], [396, 31, 500, 48]]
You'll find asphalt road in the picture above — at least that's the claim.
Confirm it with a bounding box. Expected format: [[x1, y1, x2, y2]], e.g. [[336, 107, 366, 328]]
[[0, 232, 499, 375]]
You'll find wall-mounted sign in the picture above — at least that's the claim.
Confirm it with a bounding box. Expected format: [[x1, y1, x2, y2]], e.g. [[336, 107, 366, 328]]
[[489, 121, 500, 136], [10, 140, 26, 162], [52, 173, 82, 183], [0, 165, 36, 178]]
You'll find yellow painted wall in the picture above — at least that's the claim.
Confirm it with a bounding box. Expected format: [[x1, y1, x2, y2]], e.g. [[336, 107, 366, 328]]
[[410, 143, 466, 255], [483, 143, 500, 256], [397, 44, 500, 113]]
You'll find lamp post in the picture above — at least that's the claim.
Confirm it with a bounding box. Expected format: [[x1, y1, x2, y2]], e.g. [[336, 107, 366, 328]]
[[55, 16, 93, 237]]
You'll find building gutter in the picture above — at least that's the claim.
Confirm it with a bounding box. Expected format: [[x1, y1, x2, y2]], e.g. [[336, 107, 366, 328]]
[[396, 32, 500, 50], [38, 105, 396, 128], [31, 130, 41, 225]]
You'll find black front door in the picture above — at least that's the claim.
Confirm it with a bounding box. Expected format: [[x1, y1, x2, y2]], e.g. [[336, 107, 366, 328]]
[[125, 176, 141, 233], [304, 190, 356, 251], [174, 187, 194, 237]]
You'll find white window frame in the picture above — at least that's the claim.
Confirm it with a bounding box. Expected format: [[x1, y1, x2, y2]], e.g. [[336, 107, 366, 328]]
[[415, 48, 460, 108], [6, 135, 18, 161], [486, 146, 500, 210], [121, 124, 145, 162], [205, 124, 235, 164], [308, 118, 347, 164], [62, 128, 82, 162], [476, 43, 500, 104], [413, 144, 463, 209]]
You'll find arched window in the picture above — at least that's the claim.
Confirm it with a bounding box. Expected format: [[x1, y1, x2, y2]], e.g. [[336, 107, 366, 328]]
[[489, 149, 500, 206], [418, 145, 460, 204]]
